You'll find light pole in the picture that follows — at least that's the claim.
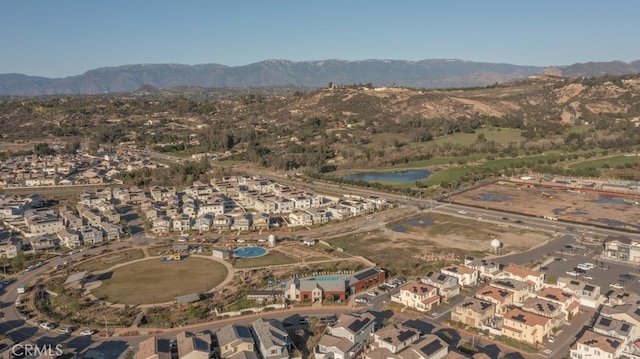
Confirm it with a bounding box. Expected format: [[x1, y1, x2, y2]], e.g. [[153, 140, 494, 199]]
[[104, 316, 108, 338]]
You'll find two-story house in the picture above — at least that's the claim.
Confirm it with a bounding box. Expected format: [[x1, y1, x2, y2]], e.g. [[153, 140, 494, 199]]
[[394, 282, 440, 313], [421, 271, 460, 301], [490, 279, 531, 305], [366, 324, 420, 357], [136, 336, 171, 359], [315, 312, 376, 359], [176, 331, 212, 359], [499, 264, 545, 291], [252, 318, 292, 359], [440, 265, 478, 287], [475, 284, 513, 316], [501, 308, 552, 345], [570, 330, 625, 359], [217, 324, 255, 359], [451, 296, 496, 329]]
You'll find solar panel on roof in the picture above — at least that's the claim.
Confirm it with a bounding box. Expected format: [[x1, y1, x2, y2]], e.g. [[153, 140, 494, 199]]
[[584, 285, 595, 292], [599, 317, 612, 327], [420, 338, 444, 355], [621, 323, 630, 332], [606, 339, 620, 348], [353, 268, 379, 281], [397, 330, 416, 342]]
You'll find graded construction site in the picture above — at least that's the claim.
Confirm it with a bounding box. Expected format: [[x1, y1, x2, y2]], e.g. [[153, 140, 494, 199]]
[[450, 180, 640, 233]]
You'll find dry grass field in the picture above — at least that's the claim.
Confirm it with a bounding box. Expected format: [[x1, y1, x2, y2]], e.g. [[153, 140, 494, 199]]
[[452, 182, 640, 232], [328, 212, 549, 275], [91, 257, 228, 304]]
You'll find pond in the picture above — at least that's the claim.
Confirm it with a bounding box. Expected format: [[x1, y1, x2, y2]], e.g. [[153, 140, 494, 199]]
[[345, 169, 431, 183], [391, 216, 433, 233]]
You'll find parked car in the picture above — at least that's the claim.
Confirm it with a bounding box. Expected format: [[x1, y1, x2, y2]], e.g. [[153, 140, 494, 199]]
[[514, 220, 524, 224], [80, 329, 96, 336], [319, 316, 337, 325], [354, 296, 369, 304], [40, 322, 55, 330], [620, 274, 636, 281], [610, 282, 625, 289], [582, 275, 593, 280], [554, 257, 567, 262], [457, 210, 467, 214], [366, 290, 379, 297], [548, 335, 557, 343], [57, 327, 72, 334], [566, 271, 580, 277], [596, 265, 609, 270]]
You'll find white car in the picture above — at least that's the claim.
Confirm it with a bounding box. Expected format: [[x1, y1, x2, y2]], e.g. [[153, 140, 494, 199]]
[[58, 327, 72, 334], [610, 282, 625, 290], [40, 322, 56, 330], [354, 296, 369, 304], [458, 210, 467, 214], [566, 271, 579, 277], [582, 275, 593, 280], [366, 290, 379, 297], [80, 329, 96, 336]]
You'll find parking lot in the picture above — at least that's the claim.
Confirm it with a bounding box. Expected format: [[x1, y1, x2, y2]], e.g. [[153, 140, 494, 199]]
[[540, 245, 640, 293]]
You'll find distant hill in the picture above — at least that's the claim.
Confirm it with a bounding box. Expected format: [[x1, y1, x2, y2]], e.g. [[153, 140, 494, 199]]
[[1, 59, 640, 96]]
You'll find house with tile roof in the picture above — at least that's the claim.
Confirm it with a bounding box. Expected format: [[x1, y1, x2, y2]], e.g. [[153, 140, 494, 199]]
[[368, 323, 420, 354], [490, 278, 531, 305], [569, 330, 625, 359], [535, 287, 580, 321], [393, 282, 440, 313], [451, 296, 496, 329], [475, 285, 513, 315], [498, 264, 544, 291], [421, 271, 460, 301], [440, 265, 478, 287], [501, 307, 552, 345]]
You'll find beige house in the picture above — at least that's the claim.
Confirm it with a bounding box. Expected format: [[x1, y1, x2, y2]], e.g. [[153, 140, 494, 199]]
[[570, 330, 625, 359], [440, 265, 478, 287], [394, 282, 440, 313], [217, 324, 255, 359], [0, 234, 22, 259], [535, 287, 580, 320], [176, 331, 212, 359], [475, 284, 513, 315], [136, 336, 171, 359], [501, 308, 552, 345], [490, 279, 531, 304], [499, 264, 545, 291], [451, 296, 496, 329]]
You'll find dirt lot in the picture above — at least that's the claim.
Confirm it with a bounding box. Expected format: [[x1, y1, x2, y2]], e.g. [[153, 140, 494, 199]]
[[328, 212, 551, 275], [451, 182, 640, 232]]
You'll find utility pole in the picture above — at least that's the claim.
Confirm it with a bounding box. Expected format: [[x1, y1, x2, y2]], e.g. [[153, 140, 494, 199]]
[[104, 316, 108, 338]]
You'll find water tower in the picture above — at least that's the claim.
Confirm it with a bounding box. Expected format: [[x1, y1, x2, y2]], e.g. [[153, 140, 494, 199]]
[[490, 238, 502, 254], [268, 234, 277, 247]]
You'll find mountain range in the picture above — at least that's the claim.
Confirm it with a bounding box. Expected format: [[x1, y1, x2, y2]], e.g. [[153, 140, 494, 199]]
[[2, 59, 640, 96]]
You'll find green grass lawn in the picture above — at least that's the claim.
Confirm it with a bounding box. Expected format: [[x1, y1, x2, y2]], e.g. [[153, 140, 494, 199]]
[[76, 249, 145, 272], [569, 155, 639, 170], [427, 128, 525, 148], [91, 257, 228, 304], [233, 252, 297, 269]]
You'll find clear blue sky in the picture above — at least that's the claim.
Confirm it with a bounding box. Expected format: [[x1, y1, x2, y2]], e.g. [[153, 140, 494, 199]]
[[2, 1, 639, 78]]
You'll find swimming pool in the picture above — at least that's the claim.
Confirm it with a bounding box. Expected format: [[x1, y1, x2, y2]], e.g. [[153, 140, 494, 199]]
[[234, 246, 267, 258], [308, 275, 345, 281]]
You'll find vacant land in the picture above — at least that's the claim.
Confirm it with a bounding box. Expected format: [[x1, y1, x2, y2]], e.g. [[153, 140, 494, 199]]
[[328, 212, 548, 276], [91, 257, 228, 304], [452, 182, 640, 232], [233, 252, 298, 269]]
